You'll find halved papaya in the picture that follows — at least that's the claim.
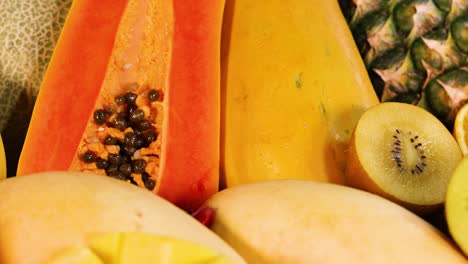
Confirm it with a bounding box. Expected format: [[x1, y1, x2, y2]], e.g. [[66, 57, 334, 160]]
[[17, 0, 224, 211]]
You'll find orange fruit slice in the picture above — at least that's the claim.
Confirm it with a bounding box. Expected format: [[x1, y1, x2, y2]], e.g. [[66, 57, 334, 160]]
[[453, 103, 468, 155]]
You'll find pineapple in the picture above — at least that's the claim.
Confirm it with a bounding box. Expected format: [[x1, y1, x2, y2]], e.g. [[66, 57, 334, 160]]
[[339, 0, 467, 129]]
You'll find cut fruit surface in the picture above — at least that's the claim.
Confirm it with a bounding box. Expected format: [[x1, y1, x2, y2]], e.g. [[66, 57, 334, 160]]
[[446, 156, 468, 257], [345, 102, 463, 213], [453, 103, 468, 155], [86, 232, 235, 264], [17, 0, 224, 211], [47, 232, 236, 264]]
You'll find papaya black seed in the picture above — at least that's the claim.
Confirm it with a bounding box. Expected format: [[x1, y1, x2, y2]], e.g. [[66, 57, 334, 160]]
[[123, 145, 137, 156], [143, 130, 158, 145], [113, 116, 128, 131], [124, 132, 138, 146], [104, 135, 118, 145], [105, 105, 116, 116], [109, 171, 128, 181], [93, 109, 107, 125], [125, 92, 138, 105], [121, 154, 131, 164], [128, 104, 137, 114], [119, 163, 133, 175], [129, 109, 145, 123], [138, 119, 151, 131], [96, 158, 109, 169], [142, 173, 156, 190], [115, 94, 126, 105], [129, 176, 138, 185], [133, 129, 143, 137], [107, 153, 122, 165], [148, 89, 160, 101], [81, 151, 96, 163], [132, 159, 147, 173], [106, 164, 119, 175], [134, 136, 144, 148]]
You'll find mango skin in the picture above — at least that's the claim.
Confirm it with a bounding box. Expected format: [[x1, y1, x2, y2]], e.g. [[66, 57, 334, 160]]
[[204, 180, 467, 264], [0, 171, 245, 264]]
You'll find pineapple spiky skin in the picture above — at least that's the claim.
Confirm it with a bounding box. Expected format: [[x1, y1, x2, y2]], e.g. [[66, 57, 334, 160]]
[[339, 0, 468, 128]]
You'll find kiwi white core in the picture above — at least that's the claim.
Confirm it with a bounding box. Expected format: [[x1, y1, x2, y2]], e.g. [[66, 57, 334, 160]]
[[354, 102, 462, 205]]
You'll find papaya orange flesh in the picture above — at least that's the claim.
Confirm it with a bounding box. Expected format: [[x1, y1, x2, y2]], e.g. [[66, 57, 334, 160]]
[[17, 0, 224, 212], [18, 0, 127, 174]]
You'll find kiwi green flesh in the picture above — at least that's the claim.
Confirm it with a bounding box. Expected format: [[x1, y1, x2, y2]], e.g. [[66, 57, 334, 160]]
[[354, 102, 462, 206], [446, 156, 468, 256]]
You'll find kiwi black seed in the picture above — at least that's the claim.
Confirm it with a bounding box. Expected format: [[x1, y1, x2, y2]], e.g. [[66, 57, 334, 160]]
[[390, 129, 427, 175]]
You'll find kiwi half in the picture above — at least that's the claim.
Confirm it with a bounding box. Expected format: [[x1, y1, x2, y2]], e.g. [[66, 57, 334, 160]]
[[345, 102, 462, 214]]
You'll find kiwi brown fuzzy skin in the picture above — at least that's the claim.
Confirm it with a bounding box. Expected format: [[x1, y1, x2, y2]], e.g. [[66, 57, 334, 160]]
[[345, 131, 443, 216]]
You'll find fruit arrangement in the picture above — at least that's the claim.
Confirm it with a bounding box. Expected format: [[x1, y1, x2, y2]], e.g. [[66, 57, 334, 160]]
[[0, 0, 467, 263]]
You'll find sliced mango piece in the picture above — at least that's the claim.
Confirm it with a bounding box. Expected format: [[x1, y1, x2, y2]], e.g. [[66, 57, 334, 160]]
[[45, 232, 235, 264], [87, 232, 235, 264]]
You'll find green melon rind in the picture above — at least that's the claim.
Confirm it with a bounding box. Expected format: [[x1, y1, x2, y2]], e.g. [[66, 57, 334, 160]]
[[0, 0, 72, 132]]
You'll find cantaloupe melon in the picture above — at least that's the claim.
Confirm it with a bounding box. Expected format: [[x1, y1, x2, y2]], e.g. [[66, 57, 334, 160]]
[[0, 0, 72, 175], [0, 0, 72, 130]]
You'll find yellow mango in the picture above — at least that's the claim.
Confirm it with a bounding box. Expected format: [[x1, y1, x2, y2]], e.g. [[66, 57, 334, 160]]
[[221, 0, 379, 186], [45, 232, 236, 264]]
